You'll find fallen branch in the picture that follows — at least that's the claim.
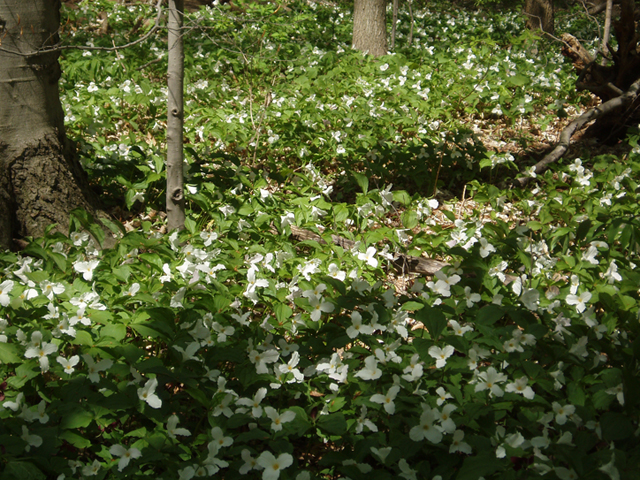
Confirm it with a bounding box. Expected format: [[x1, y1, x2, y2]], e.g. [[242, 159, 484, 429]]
[[289, 225, 449, 276], [587, 0, 620, 15], [514, 76, 640, 187]]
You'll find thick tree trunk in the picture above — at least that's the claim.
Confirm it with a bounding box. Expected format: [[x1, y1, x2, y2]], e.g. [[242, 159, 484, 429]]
[[0, 0, 104, 250], [525, 0, 554, 34], [166, 0, 185, 231], [352, 0, 388, 57]]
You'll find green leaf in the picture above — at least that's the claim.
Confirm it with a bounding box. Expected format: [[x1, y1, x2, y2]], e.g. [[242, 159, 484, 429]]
[[186, 387, 210, 407], [456, 454, 506, 480], [58, 431, 92, 449], [475, 305, 506, 326], [575, 219, 592, 243], [415, 306, 447, 340], [131, 324, 163, 339], [7, 363, 39, 389], [327, 395, 346, 413], [353, 172, 369, 194], [112, 265, 132, 282], [125, 427, 148, 438], [0, 343, 21, 364], [227, 413, 252, 429], [100, 216, 126, 236], [2, 461, 46, 480], [100, 323, 127, 342], [333, 204, 350, 223], [61, 409, 93, 429], [401, 301, 424, 311], [71, 330, 94, 346], [401, 210, 418, 229], [184, 216, 197, 234], [236, 428, 270, 443], [48, 252, 68, 272], [591, 389, 614, 409], [600, 412, 634, 441], [274, 303, 293, 323], [213, 295, 232, 313], [567, 382, 586, 407], [238, 202, 254, 216], [526, 220, 543, 231], [317, 412, 347, 435], [508, 73, 530, 87], [392, 190, 411, 205]]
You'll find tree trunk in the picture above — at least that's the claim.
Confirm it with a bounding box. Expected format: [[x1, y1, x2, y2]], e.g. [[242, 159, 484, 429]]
[[352, 0, 388, 57], [0, 0, 104, 250], [525, 0, 554, 34], [166, 0, 185, 231]]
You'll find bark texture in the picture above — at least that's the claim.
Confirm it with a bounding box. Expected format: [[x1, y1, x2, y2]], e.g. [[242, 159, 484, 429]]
[[525, 0, 554, 34], [352, 0, 388, 57], [0, 0, 103, 249], [166, 0, 185, 231]]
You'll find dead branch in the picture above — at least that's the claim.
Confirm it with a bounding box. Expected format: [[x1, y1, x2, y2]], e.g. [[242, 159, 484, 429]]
[[514, 76, 640, 187], [587, 0, 620, 15], [601, 0, 613, 62], [289, 225, 449, 276], [561, 33, 595, 70]]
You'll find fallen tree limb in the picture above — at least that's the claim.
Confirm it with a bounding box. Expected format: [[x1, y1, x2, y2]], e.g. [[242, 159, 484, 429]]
[[586, 0, 620, 15], [514, 76, 640, 187], [561, 33, 595, 70], [289, 225, 449, 276]]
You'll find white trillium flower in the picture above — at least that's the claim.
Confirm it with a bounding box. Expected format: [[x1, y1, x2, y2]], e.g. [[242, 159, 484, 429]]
[[0, 279, 15, 306], [449, 429, 472, 454], [57, 355, 80, 375], [605, 383, 625, 406], [236, 387, 268, 417], [474, 366, 507, 397], [257, 451, 293, 480], [428, 345, 455, 368], [167, 414, 191, 438], [346, 311, 375, 338], [239, 449, 260, 474], [109, 444, 142, 471], [552, 402, 575, 425], [74, 260, 100, 281], [505, 376, 535, 399], [358, 246, 378, 268], [264, 407, 296, 431], [566, 291, 592, 313], [398, 458, 418, 480], [21, 425, 43, 452], [137, 378, 162, 409], [25, 341, 58, 372], [354, 355, 382, 380], [409, 407, 443, 444], [82, 354, 113, 383], [370, 385, 401, 414]]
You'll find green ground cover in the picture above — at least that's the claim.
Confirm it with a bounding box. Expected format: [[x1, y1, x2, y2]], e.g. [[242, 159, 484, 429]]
[[1, 1, 639, 479]]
